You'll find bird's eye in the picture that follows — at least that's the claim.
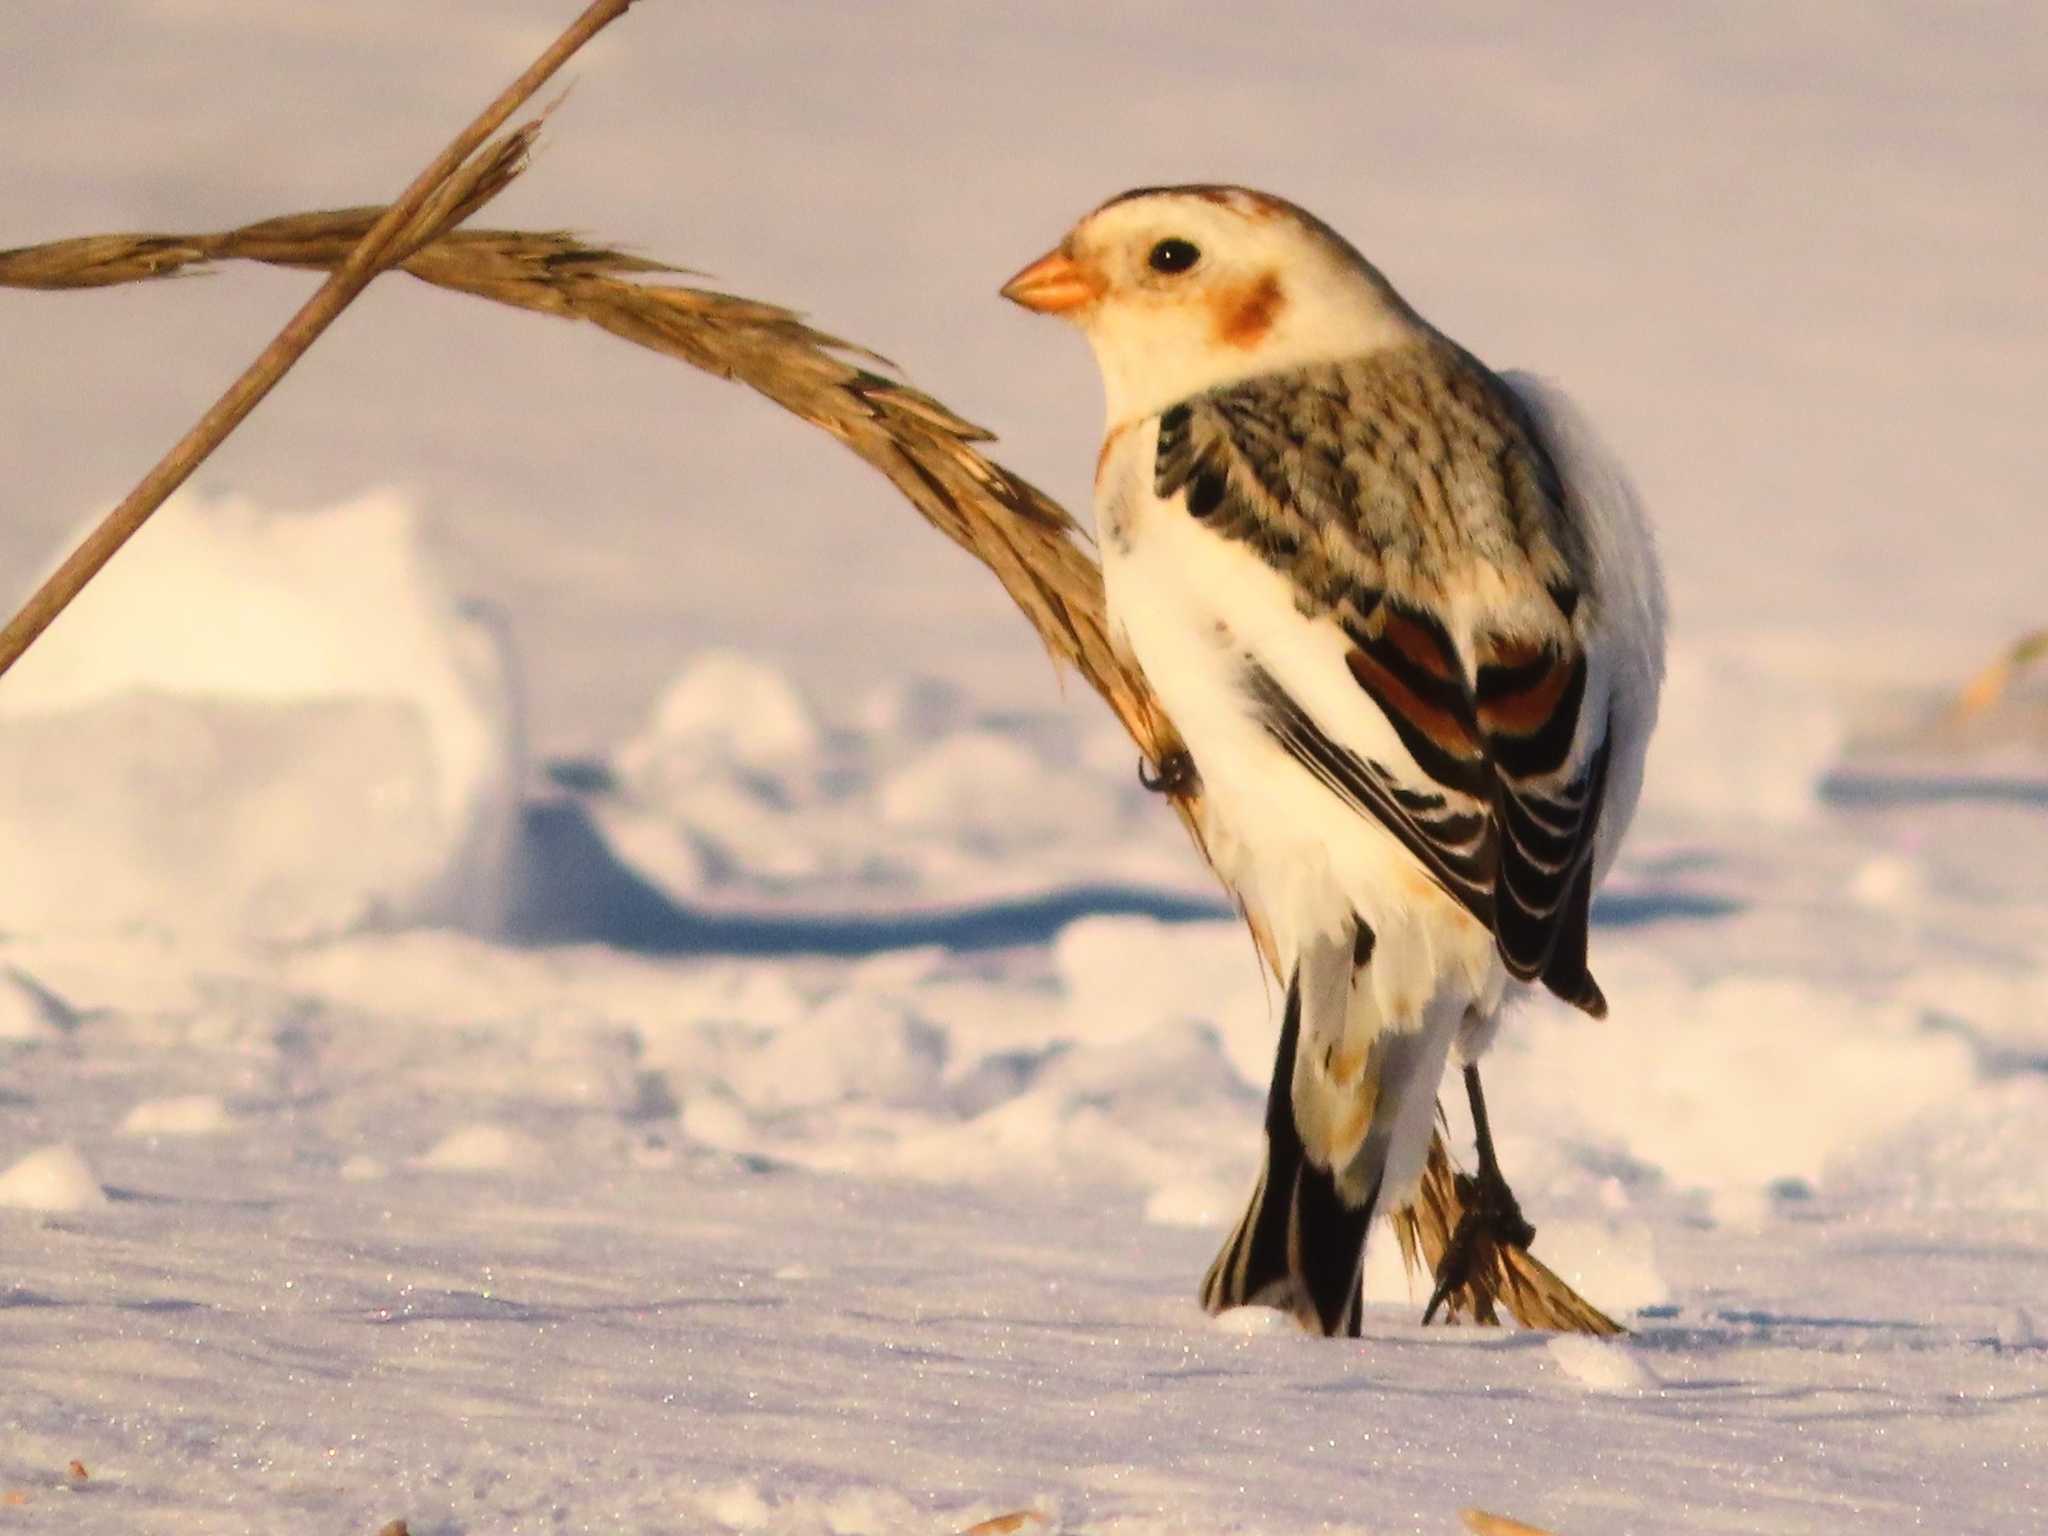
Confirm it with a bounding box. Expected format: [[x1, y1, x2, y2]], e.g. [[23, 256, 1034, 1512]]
[[1147, 238, 1201, 275]]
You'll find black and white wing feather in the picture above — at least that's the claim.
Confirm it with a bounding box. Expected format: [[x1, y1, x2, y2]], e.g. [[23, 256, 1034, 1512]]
[[1153, 341, 1613, 1014]]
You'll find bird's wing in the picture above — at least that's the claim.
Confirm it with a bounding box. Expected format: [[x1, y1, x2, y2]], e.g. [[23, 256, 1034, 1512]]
[[1153, 346, 1612, 1013], [1499, 369, 1668, 891]]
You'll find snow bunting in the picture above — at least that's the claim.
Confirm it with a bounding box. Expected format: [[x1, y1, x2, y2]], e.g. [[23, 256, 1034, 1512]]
[[1002, 186, 1665, 1336]]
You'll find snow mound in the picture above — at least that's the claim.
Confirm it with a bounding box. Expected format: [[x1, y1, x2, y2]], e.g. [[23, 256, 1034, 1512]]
[[1501, 967, 1981, 1200], [0, 488, 521, 939], [623, 649, 822, 776], [0, 1143, 107, 1212], [878, 731, 1055, 835], [1546, 1335, 1659, 1393], [593, 656, 1209, 914], [1053, 915, 1271, 1084]]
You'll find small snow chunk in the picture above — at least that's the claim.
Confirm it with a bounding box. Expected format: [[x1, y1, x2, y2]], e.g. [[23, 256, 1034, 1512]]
[[339, 1154, 388, 1182], [1213, 1306, 1297, 1337], [0, 1143, 108, 1212], [1545, 1334, 1657, 1393], [416, 1123, 541, 1172], [119, 1094, 230, 1138]]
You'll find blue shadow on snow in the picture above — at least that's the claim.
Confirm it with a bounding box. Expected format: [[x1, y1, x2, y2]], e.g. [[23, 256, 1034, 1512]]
[[505, 798, 1740, 957], [503, 798, 1229, 956]]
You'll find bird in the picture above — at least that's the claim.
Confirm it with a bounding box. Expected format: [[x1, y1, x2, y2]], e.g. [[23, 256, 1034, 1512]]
[[1000, 186, 1665, 1336]]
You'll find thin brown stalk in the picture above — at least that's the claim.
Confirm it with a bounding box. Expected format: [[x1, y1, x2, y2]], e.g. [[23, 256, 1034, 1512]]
[[0, 206, 1623, 1334], [1952, 628, 2048, 723], [0, 0, 637, 680]]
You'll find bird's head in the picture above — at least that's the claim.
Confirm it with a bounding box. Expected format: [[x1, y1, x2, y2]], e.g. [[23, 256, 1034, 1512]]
[[1001, 185, 1421, 426]]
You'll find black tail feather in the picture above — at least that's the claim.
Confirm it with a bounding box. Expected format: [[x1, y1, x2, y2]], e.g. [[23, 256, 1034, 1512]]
[[1199, 972, 1378, 1337]]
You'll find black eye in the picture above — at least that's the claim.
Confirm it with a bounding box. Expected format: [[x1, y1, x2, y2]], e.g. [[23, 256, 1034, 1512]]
[[1147, 237, 1201, 274]]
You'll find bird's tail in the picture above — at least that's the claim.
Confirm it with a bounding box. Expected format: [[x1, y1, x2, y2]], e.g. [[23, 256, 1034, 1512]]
[[1199, 972, 1375, 1337], [1200, 938, 1459, 1338]]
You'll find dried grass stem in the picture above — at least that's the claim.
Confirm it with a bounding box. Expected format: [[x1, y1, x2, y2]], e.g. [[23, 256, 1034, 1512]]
[[0, 0, 637, 679]]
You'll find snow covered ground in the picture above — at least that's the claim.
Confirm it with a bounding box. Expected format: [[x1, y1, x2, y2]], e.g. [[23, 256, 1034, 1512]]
[[4, 3, 2046, 1533]]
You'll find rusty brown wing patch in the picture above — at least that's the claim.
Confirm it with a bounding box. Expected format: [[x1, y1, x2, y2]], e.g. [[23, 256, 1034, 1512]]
[[1345, 605, 1486, 798]]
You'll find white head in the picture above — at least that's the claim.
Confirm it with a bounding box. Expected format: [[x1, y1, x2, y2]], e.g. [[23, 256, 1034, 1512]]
[[1001, 185, 1423, 426]]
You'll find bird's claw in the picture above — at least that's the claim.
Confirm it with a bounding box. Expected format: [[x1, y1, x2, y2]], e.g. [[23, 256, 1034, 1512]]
[[1138, 749, 1199, 796], [1422, 1168, 1536, 1326]]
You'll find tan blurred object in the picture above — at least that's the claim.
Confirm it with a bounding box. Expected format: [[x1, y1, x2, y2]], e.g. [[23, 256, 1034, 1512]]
[[1952, 629, 2048, 722], [958, 1513, 1050, 1535], [1462, 1510, 1565, 1536]]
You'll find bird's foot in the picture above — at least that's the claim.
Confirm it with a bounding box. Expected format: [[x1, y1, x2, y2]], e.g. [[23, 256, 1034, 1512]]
[[1422, 1166, 1536, 1326], [1138, 748, 1199, 796]]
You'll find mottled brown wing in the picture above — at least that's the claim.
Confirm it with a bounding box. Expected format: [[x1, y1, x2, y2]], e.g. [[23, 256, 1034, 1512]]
[[1156, 349, 1609, 1014]]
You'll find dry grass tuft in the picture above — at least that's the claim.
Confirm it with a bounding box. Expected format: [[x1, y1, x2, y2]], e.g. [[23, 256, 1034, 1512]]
[[1, 179, 1620, 1338], [1398, 1133, 1622, 1333]]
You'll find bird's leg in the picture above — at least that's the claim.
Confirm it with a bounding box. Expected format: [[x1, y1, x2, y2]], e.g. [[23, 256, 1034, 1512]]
[[1422, 1063, 1536, 1325], [1138, 747, 1199, 796]]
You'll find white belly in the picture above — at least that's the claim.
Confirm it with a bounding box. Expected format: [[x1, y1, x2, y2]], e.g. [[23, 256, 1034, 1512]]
[[1098, 427, 1503, 1032]]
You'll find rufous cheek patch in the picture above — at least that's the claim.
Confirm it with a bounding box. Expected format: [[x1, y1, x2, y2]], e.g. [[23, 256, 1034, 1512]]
[[1212, 270, 1286, 349]]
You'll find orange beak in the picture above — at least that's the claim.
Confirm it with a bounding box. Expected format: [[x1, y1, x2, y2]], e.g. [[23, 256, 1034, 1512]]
[[1000, 248, 1102, 315]]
